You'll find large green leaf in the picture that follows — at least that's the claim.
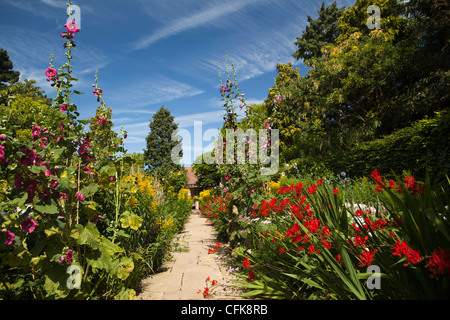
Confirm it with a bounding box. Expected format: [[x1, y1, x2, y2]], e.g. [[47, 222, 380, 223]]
[[119, 211, 143, 230], [71, 222, 101, 249]]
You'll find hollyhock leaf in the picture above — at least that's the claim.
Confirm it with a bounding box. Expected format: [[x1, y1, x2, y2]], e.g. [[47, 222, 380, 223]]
[[3, 246, 31, 267], [43, 264, 70, 298], [35, 202, 58, 214], [80, 184, 98, 198], [71, 222, 100, 249], [116, 257, 134, 280]]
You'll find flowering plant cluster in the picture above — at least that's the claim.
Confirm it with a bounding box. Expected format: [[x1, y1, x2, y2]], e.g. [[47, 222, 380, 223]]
[[200, 171, 450, 299], [0, 3, 192, 300]]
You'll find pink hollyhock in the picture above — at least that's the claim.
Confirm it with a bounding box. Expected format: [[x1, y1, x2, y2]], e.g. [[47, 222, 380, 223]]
[[60, 105, 67, 112], [18, 148, 38, 166], [93, 88, 103, 97], [0, 145, 6, 164], [65, 21, 80, 34], [76, 192, 85, 202], [21, 218, 37, 233], [224, 174, 230, 181], [3, 230, 15, 245], [0, 134, 6, 141], [65, 249, 74, 263], [45, 67, 58, 80]]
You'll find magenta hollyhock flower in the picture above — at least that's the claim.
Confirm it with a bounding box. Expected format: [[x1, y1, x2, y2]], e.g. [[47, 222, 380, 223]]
[[18, 148, 37, 166], [0, 134, 5, 141], [3, 230, 15, 245], [21, 217, 37, 233], [45, 67, 58, 79], [59, 105, 67, 112], [65, 21, 80, 34], [0, 145, 6, 164], [59, 192, 67, 200], [225, 174, 230, 181], [14, 172, 22, 190], [65, 249, 74, 263], [83, 166, 90, 174], [93, 88, 103, 96], [76, 192, 85, 202]]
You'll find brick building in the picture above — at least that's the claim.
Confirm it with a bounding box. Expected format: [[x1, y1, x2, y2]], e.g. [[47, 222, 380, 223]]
[[185, 167, 202, 198]]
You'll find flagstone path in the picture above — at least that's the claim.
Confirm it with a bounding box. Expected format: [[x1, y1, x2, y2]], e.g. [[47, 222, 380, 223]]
[[135, 210, 245, 300]]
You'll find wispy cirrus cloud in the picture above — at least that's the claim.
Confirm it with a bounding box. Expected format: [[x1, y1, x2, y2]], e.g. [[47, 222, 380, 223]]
[[108, 76, 205, 113], [132, 0, 261, 50]]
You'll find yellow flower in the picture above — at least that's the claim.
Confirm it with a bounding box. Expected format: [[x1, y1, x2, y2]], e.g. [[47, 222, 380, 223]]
[[268, 181, 280, 191], [199, 189, 211, 201], [162, 217, 174, 230], [177, 188, 190, 200]]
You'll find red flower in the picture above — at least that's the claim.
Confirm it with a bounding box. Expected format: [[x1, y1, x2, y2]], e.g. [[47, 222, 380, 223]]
[[333, 188, 339, 194], [307, 184, 317, 194], [224, 174, 230, 181], [392, 240, 422, 265], [246, 270, 256, 282], [427, 247, 450, 279], [359, 249, 377, 267], [242, 257, 252, 269], [279, 247, 285, 254]]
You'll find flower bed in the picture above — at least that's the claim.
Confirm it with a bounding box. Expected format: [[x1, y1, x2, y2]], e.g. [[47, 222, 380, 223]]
[[200, 171, 450, 299]]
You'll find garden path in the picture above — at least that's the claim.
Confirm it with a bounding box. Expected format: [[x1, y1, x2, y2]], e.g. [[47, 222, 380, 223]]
[[135, 210, 245, 300]]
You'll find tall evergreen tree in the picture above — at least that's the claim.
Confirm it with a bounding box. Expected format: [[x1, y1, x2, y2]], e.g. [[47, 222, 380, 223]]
[[0, 49, 20, 91], [292, 2, 345, 63], [143, 106, 183, 177]]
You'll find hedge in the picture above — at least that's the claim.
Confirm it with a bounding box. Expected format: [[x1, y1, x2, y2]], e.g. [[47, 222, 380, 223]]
[[323, 110, 450, 184]]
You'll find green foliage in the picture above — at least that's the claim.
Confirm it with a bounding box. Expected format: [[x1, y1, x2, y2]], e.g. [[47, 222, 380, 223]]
[[326, 110, 450, 184], [143, 106, 182, 175], [0, 49, 20, 91], [192, 154, 221, 188], [292, 1, 345, 62]]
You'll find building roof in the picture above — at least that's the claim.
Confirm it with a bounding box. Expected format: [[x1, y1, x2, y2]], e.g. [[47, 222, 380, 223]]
[[185, 167, 198, 186]]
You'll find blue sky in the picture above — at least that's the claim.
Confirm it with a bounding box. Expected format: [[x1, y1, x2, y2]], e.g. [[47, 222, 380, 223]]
[[0, 0, 355, 165]]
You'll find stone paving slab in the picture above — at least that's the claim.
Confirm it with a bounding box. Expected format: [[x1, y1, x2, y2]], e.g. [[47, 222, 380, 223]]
[[135, 211, 245, 300]]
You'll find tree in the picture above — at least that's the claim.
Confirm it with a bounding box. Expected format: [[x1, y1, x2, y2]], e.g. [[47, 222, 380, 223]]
[[0, 49, 20, 91], [192, 153, 221, 189], [292, 2, 345, 63], [143, 106, 183, 178]]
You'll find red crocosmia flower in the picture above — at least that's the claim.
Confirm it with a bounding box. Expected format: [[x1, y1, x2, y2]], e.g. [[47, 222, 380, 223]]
[[246, 270, 256, 282], [359, 249, 377, 267], [242, 257, 252, 269], [392, 240, 422, 265], [307, 184, 317, 194], [21, 218, 37, 233], [279, 247, 285, 254], [427, 247, 450, 279]]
